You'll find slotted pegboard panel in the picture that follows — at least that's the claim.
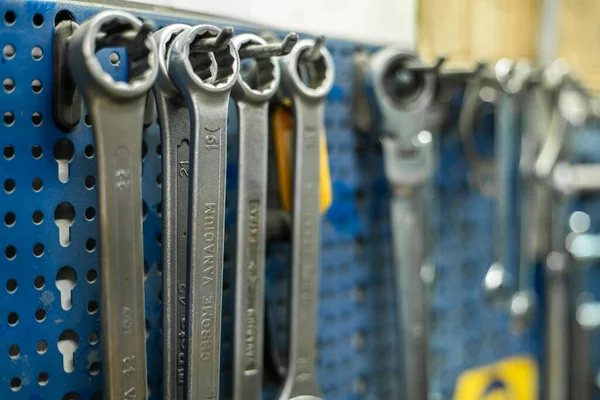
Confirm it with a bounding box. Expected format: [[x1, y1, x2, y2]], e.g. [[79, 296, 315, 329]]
[[0, 2, 541, 399]]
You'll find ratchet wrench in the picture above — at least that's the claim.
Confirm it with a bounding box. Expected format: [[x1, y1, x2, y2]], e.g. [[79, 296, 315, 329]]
[[368, 49, 436, 400], [152, 24, 191, 400], [277, 37, 335, 400], [230, 32, 297, 400], [168, 24, 240, 400], [68, 11, 158, 399]]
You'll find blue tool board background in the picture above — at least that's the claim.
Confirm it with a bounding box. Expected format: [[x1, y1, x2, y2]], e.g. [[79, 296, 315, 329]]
[[4, 0, 597, 399]]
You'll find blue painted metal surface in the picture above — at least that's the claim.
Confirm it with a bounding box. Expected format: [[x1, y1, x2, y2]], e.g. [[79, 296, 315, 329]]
[[0, 2, 545, 399]]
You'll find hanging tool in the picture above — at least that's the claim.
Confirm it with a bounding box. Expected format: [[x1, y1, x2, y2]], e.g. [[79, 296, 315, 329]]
[[67, 10, 158, 399], [230, 32, 297, 400], [152, 23, 191, 400], [276, 37, 335, 400], [368, 48, 438, 400], [168, 24, 239, 400]]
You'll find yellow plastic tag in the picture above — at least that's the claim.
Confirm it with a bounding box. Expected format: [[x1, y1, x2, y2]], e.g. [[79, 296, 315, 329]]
[[453, 355, 538, 400], [272, 105, 333, 214]]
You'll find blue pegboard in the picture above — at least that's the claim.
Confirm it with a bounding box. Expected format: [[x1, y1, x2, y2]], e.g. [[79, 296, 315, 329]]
[[0, 1, 548, 399]]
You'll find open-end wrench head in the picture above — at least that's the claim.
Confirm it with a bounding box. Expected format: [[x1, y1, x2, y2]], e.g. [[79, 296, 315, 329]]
[[280, 38, 335, 100], [232, 33, 281, 103], [169, 24, 240, 94], [154, 24, 190, 99], [68, 10, 158, 99]]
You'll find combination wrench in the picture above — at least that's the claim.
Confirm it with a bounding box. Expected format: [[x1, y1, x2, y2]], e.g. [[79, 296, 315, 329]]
[[277, 37, 335, 400], [68, 11, 158, 399], [168, 24, 240, 399], [368, 49, 436, 400], [230, 32, 297, 400], [152, 24, 191, 400]]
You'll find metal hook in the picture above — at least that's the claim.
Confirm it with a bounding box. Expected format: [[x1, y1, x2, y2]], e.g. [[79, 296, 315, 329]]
[[304, 35, 325, 61], [238, 32, 298, 60], [191, 26, 234, 52]]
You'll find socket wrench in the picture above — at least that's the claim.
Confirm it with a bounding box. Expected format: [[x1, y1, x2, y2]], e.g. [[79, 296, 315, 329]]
[[276, 37, 334, 400], [152, 24, 191, 400], [68, 11, 158, 399], [168, 24, 240, 400], [368, 49, 436, 400], [230, 32, 297, 400]]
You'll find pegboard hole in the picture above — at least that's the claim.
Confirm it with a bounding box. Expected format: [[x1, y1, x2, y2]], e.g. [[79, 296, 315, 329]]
[[8, 344, 19, 359], [142, 140, 148, 160], [156, 144, 162, 156], [38, 371, 49, 386], [156, 202, 162, 216], [5, 245, 16, 260], [145, 319, 151, 339], [54, 202, 75, 246], [34, 275, 45, 290], [88, 332, 98, 345], [33, 242, 44, 257], [33, 13, 44, 27], [56, 267, 76, 310], [4, 111, 15, 126], [7, 312, 18, 326], [4, 145, 15, 159], [89, 361, 100, 376], [54, 10, 75, 27], [3, 78, 15, 93], [35, 308, 46, 322], [4, 212, 15, 227], [32, 112, 43, 126], [32, 145, 43, 159], [86, 238, 96, 252], [32, 79, 42, 93], [10, 377, 21, 392], [32, 210, 44, 225], [57, 329, 79, 373], [6, 278, 17, 293], [63, 392, 80, 400], [85, 207, 96, 221], [3, 44, 15, 59], [84, 114, 92, 127], [87, 269, 97, 283], [144, 260, 149, 278], [87, 300, 98, 314], [4, 178, 15, 193], [109, 52, 120, 66], [54, 139, 74, 183], [36, 340, 47, 354], [142, 200, 148, 219], [32, 177, 43, 192], [31, 46, 43, 60], [156, 174, 162, 186], [84, 144, 94, 158], [85, 175, 95, 189], [4, 11, 16, 25]]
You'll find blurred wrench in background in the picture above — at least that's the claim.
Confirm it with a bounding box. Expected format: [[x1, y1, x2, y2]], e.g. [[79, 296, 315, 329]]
[[168, 24, 239, 400], [68, 10, 158, 399], [276, 37, 334, 400], [152, 23, 191, 400], [231, 32, 297, 400]]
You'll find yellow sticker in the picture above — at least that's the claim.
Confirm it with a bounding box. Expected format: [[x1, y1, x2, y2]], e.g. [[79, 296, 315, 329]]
[[272, 105, 333, 214], [453, 356, 538, 400]]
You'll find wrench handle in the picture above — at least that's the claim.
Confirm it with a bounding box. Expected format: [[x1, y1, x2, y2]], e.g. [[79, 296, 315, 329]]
[[233, 102, 269, 399], [185, 92, 230, 400], [155, 91, 190, 400], [89, 95, 149, 400], [390, 194, 427, 400]]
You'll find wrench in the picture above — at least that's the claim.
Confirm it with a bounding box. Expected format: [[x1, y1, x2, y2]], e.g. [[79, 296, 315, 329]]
[[230, 32, 297, 400], [168, 24, 240, 400], [368, 49, 436, 400], [68, 11, 158, 399], [152, 24, 191, 400], [277, 38, 334, 400]]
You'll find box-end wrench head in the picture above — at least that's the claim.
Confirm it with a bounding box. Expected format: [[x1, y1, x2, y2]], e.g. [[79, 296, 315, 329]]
[[67, 10, 159, 400], [231, 33, 283, 400], [153, 23, 191, 400], [168, 24, 240, 400], [277, 38, 335, 400]]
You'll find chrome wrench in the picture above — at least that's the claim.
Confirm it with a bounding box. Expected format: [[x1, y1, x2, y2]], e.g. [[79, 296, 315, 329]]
[[368, 49, 436, 400], [230, 32, 297, 400], [152, 24, 191, 400], [168, 24, 240, 400], [277, 37, 334, 400], [68, 11, 158, 399]]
